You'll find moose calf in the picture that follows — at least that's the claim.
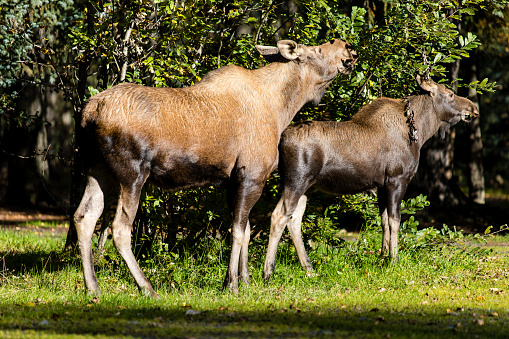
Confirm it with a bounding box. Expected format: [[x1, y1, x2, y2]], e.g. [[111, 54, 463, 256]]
[[74, 39, 357, 297], [264, 75, 478, 279]]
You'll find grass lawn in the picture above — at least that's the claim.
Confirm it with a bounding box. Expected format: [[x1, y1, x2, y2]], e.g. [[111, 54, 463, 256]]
[[0, 223, 508, 338]]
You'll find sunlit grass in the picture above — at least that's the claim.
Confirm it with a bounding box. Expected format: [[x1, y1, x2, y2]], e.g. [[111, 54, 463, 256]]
[[0, 226, 508, 338]]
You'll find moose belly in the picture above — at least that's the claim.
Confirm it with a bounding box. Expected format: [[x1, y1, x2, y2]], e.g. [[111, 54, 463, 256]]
[[149, 156, 231, 191], [314, 167, 383, 195]]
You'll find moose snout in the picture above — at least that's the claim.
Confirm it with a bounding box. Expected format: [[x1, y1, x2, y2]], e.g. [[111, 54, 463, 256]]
[[464, 106, 479, 122], [344, 58, 355, 68], [342, 56, 358, 73]]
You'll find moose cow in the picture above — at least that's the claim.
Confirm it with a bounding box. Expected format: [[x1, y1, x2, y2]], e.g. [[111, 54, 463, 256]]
[[74, 39, 358, 297], [264, 75, 479, 279]]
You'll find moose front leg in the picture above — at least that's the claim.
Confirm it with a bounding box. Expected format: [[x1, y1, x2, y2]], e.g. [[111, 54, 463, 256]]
[[224, 173, 264, 292], [385, 180, 407, 261], [377, 187, 390, 257]]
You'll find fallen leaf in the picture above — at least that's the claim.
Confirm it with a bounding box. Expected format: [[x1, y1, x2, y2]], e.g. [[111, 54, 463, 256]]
[[185, 309, 201, 315], [91, 297, 100, 303], [489, 312, 499, 317], [476, 319, 485, 326]]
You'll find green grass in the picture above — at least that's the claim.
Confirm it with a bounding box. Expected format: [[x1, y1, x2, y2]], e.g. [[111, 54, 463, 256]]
[[1, 227, 508, 338]]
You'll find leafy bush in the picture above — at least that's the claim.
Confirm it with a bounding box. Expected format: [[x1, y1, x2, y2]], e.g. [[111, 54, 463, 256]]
[[3, 0, 496, 261], [125, 0, 495, 261]]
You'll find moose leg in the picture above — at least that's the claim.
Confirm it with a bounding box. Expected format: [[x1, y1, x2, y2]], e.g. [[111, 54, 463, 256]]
[[286, 195, 312, 272], [111, 184, 158, 298], [264, 189, 308, 279], [74, 173, 107, 295], [224, 172, 264, 292], [386, 180, 407, 261], [264, 198, 289, 279], [239, 220, 251, 284], [95, 192, 115, 261], [377, 187, 390, 256]]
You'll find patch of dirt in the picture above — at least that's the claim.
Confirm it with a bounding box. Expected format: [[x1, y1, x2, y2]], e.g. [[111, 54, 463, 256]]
[[0, 205, 69, 234]]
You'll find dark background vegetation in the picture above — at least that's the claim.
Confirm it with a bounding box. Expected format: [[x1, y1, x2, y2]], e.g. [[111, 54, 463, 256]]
[[0, 0, 508, 254]]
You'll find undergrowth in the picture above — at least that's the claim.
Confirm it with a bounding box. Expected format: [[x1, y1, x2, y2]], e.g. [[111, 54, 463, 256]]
[[1, 196, 508, 338], [71, 194, 502, 298]]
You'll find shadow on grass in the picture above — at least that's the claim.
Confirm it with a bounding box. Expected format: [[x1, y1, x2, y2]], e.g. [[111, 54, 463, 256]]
[[0, 300, 507, 338], [0, 243, 86, 279]]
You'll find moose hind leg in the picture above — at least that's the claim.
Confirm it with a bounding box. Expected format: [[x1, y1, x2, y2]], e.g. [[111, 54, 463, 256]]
[[287, 195, 312, 272], [264, 189, 307, 279], [264, 198, 290, 279], [74, 174, 106, 295], [239, 220, 252, 284], [111, 185, 158, 298], [95, 192, 115, 261]]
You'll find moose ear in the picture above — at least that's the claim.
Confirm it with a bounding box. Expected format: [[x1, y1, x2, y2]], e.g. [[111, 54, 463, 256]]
[[256, 40, 306, 62], [255, 45, 279, 57], [255, 44, 283, 63], [277, 40, 305, 61], [416, 74, 438, 95]]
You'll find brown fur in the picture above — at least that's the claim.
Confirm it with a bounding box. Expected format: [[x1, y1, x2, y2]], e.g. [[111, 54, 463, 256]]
[[74, 39, 358, 297], [263, 76, 479, 279]]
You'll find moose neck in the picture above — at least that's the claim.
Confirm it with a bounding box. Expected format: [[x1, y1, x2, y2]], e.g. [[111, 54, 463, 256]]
[[253, 61, 317, 135], [407, 95, 444, 148]]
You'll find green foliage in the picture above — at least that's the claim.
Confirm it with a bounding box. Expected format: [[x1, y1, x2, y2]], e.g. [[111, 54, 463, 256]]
[[124, 0, 500, 262], [0, 0, 76, 124], [1, 0, 505, 260]]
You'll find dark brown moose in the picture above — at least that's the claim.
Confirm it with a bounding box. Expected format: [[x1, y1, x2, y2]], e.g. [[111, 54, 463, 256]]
[[74, 39, 357, 297], [264, 75, 479, 279]]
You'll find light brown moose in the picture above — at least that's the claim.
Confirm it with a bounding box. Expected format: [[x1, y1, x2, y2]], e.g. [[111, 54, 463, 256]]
[[264, 75, 479, 279], [74, 39, 357, 297]]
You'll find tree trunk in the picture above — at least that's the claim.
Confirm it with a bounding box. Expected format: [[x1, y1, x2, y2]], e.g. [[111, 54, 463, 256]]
[[465, 57, 485, 204]]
